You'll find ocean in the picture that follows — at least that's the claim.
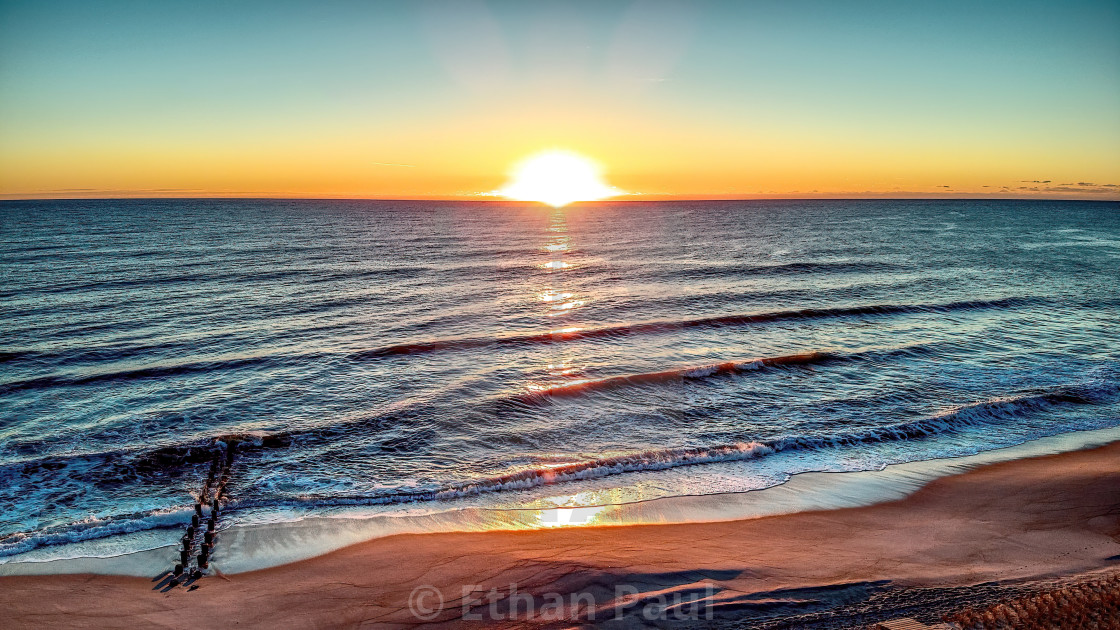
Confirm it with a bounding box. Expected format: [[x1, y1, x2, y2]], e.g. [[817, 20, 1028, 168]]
[[1, 198, 1118, 565]]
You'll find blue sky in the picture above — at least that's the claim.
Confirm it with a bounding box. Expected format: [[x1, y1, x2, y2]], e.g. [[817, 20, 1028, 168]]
[[1, 0, 1117, 198]]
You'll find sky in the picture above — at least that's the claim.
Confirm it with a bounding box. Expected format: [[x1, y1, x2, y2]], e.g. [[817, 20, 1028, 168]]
[[1, 0, 1118, 200]]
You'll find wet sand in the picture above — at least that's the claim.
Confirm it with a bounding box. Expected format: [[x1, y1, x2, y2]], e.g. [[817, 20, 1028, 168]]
[[2, 442, 1118, 628]]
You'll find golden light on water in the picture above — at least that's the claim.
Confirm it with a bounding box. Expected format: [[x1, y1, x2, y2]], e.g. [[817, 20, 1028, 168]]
[[550, 327, 582, 335], [538, 290, 572, 302], [536, 505, 607, 528], [533, 491, 612, 528], [498, 150, 622, 207], [549, 300, 585, 314]]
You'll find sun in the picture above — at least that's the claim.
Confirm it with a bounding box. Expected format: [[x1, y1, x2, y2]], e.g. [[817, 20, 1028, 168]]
[[498, 150, 622, 207]]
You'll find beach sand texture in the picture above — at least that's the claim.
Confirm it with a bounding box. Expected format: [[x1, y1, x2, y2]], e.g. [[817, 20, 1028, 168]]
[[2, 441, 1118, 628]]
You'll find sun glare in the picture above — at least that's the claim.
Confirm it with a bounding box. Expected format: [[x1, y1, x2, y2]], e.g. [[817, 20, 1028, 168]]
[[498, 150, 622, 207]]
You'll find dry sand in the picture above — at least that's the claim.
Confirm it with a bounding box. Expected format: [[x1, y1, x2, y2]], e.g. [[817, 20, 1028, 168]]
[[2, 442, 1119, 629]]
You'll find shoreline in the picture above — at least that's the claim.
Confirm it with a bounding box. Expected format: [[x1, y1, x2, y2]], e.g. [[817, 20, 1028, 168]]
[[4, 424, 1120, 578], [2, 437, 1118, 628]]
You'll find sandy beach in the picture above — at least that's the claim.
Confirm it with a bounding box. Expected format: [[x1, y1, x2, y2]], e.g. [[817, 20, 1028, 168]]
[[1, 441, 1117, 628]]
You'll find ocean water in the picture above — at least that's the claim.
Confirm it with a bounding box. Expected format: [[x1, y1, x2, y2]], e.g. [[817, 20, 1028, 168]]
[[1, 198, 1118, 563]]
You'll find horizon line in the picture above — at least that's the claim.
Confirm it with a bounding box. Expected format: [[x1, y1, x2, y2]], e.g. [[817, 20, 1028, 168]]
[[2, 194, 1118, 204]]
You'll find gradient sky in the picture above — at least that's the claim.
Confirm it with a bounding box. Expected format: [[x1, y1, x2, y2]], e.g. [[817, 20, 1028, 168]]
[[1, 0, 1118, 200]]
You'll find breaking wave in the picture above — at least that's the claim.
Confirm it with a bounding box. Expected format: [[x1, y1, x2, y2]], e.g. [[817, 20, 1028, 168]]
[[1, 377, 1115, 559], [249, 379, 1118, 510]]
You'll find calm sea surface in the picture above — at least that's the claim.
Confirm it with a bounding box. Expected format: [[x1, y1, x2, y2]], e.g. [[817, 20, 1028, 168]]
[[1, 199, 1118, 559]]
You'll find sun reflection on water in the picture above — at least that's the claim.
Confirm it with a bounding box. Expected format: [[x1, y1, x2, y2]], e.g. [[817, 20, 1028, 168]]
[[549, 326, 581, 335], [547, 300, 586, 316], [522, 208, 595, 395], [536, 504, 608, 527], [538, 290, 572, 302], [532, 490, 618, 528]]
